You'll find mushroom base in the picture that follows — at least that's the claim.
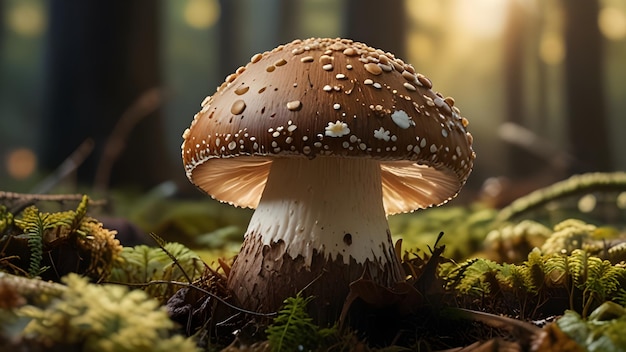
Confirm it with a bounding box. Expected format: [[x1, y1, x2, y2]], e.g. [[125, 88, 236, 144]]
[[226, 157, 405, 325], [227, 232, 403, 326]]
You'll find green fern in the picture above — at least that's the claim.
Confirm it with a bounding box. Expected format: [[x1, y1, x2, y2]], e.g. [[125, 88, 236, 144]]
[[444, 258, 503, 296], [444, 247, 626, 319], [568, 249, 624, 317], [14, 196, 92, 239], [0, 205, 13, 234], [108, 242, 204, 302], [7, 195, 122, 281], [612, 288, 626, 307], [265, 293, 322, 352], [24, 211, 47, 277], [501, 248, 545, 294]]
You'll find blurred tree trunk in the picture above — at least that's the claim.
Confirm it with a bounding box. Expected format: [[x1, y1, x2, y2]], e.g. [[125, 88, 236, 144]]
[[344, 0, 406, 58], [217, 0, 298, 83], [562, 0, 611, 173], [503, 1, 541, 177], [217, 0, 243, 80], [0, 0, 3, 54], [277, 0, 298, 44], [40, 0, 174, 191]]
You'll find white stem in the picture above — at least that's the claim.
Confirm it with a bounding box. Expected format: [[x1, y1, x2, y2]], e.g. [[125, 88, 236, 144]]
[[245, 156, 393, 267]]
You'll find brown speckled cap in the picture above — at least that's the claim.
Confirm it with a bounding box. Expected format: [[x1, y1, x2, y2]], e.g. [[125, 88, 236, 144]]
[[182, 38, 476, 215]]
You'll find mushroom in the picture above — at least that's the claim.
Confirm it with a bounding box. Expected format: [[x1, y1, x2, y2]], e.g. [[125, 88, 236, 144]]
[[181, 38, 475, 324]]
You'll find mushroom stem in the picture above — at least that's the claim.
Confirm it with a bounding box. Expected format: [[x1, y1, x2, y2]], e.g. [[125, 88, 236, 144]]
[[227, 156, 404, 324]]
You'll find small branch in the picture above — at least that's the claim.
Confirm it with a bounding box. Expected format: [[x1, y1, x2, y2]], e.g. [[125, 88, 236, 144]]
[[148, 232, 194, 284], [31, 138, 95, 195], [119, 279, 277, 317], [93, 87, 164, 194], [2, 192, 106, 214]]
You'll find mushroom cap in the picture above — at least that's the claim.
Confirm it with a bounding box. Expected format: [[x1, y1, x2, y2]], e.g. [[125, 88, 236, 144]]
[[182, 38, 475, 215]]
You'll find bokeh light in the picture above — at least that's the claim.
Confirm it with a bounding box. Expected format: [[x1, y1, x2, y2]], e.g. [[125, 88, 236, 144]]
[[452, 0, 508, 39], [6, 1, 47, 37], [406, 31, 434, 62], [5, 148, 37, 180], [599, 6, 626, 40], [539, 31, 565, 65], [183, 0, 220, 30], [405, 0, 441, 28]]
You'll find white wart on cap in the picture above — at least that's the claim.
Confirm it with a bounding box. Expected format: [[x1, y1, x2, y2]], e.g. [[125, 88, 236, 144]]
[[181, 37, 475, 214]]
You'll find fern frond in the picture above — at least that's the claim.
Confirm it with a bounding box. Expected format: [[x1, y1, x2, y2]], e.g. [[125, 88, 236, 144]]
[[494, 250, 544, 296], [43, 196, 90, 237], [22, 207, 48, 278], [585, 258, 623, 302], [525, 248, 545, 293], [545, 254, 570, 287], [10, 197, 121, 281], [568, 249, 594, 290], [68, 195, 89, 235], [0, 205, 13, 234], [613, 289, 626, 307], [108, 242, 204, 301], [445, 258, 502, 296], [266, 293, 319, 352], [500, 264, 537, 294]]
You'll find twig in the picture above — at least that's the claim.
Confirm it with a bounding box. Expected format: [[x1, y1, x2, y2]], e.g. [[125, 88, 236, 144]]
[[93, 87, 164, 194], [1, 192, 106, 215], [120, 279, 277, 317], [148, 232, 194, 284], [30, 138, 95, 195]]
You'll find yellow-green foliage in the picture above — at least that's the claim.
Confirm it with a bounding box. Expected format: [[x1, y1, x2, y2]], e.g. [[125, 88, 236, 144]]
[[18, 274, 199, 352], [109, 242, 205, 302], [0, 205, 13, 233], [557, 302, 626, 351], [8, 195, 122, 280], [484, 218, 626, 264], [443, 247, 626, 318], [541, 219, 600, 255], [483, 220, 552, 263], [546, 249, 626, 316], [500, 248, 545, 295], [14, 194, 91, 237], [390, 204, 497, 260]]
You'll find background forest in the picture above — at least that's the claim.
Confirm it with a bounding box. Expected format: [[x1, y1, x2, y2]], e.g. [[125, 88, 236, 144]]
[[2, 1, 626, 350], [1, 0, 625, 201]]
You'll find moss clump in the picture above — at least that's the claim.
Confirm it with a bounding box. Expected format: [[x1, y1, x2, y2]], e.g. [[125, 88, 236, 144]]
[[16, 273, 199, 352]]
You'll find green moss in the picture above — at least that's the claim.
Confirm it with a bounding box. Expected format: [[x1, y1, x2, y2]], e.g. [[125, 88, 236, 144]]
[[17, 274, 199, 352]]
